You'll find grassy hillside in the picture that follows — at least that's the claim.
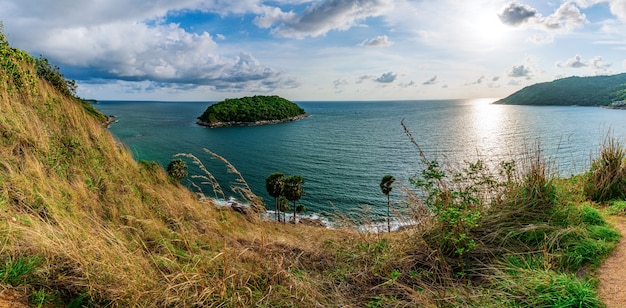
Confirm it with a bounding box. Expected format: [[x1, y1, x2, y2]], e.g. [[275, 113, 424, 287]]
[[496, 73, 626, 106], [2, 30, 626, 307], [0, 31, 345, 306]]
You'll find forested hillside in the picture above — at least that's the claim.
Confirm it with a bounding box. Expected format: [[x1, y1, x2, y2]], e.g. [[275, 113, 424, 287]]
[[496, 73, 626, 106]]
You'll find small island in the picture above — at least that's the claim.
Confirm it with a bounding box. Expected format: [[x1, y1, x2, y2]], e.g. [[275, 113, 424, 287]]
[[197, 95, 308, 128]]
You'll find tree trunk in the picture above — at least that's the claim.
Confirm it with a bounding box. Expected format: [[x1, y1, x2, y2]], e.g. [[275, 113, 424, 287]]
[[387, 195, 391, 233], [293, 201, 297, 223]]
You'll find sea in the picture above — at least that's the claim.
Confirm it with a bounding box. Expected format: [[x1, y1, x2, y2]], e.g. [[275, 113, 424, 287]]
[[94, 99, 626, 229]]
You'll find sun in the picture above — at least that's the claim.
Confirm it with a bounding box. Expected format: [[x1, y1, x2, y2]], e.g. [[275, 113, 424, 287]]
[[464, 4, 513, 49]]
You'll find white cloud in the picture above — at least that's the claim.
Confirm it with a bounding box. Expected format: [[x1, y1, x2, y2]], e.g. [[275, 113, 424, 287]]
[[498, 1, 587, 32], [375, 72, 397, 83], [498, 2, 539, 26], [557, 54, 588, 68], [0, 1, 300, 92], [508, 64, 532, 78], [356, 75, 374, 84], [574, 0, 626, 22], [270, 0, 393, 38], [422, 75, 438, 85], [467, 76, 486, 85], [557, 54, 611, 73], [543, 2, 587, 30], [590, 56, 611, 71], [333, 79, 349, 88], [359, 35, 393, 47], [253, 7, 297, 29]]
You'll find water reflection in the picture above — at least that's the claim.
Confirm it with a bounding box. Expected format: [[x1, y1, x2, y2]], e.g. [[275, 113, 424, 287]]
[[465, 98, 522, 162]]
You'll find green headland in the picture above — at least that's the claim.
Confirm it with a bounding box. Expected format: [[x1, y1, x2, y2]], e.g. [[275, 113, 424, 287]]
[[496, 73, 626, 106]]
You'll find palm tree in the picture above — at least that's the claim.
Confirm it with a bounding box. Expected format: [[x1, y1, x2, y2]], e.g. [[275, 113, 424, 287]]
[[380, 175, 395, 232], [167, 159, 188, 182], [283, 175, 305, 223], [265, 172, 285, 222], [277, 196, 290, 223]]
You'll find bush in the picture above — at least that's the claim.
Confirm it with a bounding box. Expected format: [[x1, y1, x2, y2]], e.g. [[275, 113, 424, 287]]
[[167, 159, 188, 182], [35, 56, 77, 98]]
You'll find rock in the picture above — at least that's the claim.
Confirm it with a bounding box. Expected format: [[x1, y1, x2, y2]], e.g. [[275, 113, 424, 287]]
[[299, 217, 325, 227]]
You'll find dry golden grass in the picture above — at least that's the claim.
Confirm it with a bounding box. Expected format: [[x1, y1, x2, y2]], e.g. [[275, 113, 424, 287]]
[[0, 49, 451, 306]]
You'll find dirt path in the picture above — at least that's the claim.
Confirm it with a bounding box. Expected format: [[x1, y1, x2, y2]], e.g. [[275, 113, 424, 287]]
[[598, 215, 626, 307], [0, 288, 28, 308]]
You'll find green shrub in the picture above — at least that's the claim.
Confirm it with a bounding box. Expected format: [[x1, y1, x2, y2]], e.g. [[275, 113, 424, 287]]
[[167, 159, 188, 182], [35, 56, 76, 98]]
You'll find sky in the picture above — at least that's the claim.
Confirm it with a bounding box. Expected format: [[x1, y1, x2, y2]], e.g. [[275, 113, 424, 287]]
[[1, 0, 625, 101]]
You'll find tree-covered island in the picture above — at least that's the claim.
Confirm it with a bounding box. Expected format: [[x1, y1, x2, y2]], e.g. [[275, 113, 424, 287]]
[[197, 95, 308, 127], [495, 73, 626, 107]]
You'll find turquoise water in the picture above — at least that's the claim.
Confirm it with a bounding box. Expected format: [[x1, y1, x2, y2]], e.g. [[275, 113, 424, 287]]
[[95, 99, 626, 224]]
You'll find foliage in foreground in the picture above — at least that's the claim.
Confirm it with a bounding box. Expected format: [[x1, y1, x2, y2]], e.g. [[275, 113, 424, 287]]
[[401, 120, 620, 307]]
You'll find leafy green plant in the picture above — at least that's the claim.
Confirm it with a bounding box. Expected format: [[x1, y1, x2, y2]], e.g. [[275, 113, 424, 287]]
[[411, 159, 492, 273], [34, 55, 77, 98], [380, 175, 395, 233], [167, 158, 188, 182], [403, 120, 506, 273]]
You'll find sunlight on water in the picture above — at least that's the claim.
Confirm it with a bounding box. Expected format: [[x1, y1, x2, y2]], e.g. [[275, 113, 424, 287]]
[[467, 98, 512, 161]]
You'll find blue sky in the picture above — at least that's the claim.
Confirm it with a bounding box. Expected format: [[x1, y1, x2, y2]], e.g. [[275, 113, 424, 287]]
[[1, 0, 625, 101]]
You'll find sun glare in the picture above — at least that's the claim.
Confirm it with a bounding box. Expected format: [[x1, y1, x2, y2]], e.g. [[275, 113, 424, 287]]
[[465, 6, 512, 49], [468, 98, 506, 152]]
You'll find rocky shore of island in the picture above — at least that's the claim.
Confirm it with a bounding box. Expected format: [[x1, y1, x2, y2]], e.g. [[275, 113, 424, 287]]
[[197, 113, 308, 128]]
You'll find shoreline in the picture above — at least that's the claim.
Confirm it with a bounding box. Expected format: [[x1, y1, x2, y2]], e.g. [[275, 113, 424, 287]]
[[600, 105, 626, 110], [196, 113, 309, 128]]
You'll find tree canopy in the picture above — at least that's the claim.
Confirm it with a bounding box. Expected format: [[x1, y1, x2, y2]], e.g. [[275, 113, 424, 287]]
[[197, 95, 307, 127], [496, 73, 626, 106]]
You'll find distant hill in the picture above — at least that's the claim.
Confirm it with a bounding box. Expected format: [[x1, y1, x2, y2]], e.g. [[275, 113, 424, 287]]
[[495, 73, 626, 106], [197, 95, 307, 127]]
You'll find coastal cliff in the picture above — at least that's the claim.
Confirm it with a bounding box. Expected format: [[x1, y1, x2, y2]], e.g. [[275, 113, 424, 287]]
[[197, 113, 308, 127]]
